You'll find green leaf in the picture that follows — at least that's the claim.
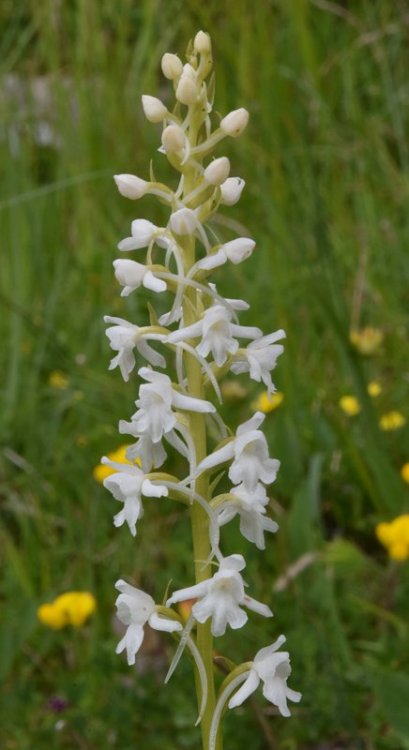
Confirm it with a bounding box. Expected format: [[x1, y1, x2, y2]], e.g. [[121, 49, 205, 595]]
[[375, 669, 409, 738]]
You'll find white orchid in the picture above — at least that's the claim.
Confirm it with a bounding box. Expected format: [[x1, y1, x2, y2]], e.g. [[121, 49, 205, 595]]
[[196, 412, 280, 490], [113, 259, 167, 296], [118, 218, 166, 251], [102, 459, 168, 536], [167, 554, 272, 637], [167, 304, 261, 367], [120, 367, 215, 444], [115, 580, 182, 666], [231, 329, 285, 394], [103, 31, 299, 747], [228, 635, 301, 716], [104, 316, 166, 381], [217, 482, 278, 550], [195, 238, 255, 272]]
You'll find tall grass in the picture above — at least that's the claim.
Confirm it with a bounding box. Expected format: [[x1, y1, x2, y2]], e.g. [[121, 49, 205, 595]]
[[1, 2, 409, 748]]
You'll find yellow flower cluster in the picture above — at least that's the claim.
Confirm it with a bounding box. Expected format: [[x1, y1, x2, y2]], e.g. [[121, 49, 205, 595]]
[[339, 395, 361, 416], [350, 327, 383, 355], [251, 391, 284, 414], [379, 411, 406, 432], [48, 370, 70, 390], [37, 591, 96, 629], [376, 515, 409, 561], [93, 445, 133, 483]]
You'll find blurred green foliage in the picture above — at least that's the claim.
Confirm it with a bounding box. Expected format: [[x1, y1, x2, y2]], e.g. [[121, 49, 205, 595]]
[[1, 1, 409, 748]]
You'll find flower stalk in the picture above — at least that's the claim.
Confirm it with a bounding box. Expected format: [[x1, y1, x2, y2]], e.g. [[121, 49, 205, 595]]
[[102, 29, 300, 750]]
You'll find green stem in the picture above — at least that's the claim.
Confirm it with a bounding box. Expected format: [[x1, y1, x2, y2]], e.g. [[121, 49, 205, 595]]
[[181, 232, 220, 750]]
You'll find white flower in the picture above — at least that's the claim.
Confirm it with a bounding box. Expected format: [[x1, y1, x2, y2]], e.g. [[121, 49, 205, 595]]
[[196, 412, 280, 490], [161, 124, 186, 153], [103, 460, 168, 536], [228, 635, 301, 716], [121, 367, 215, 444], [114, 174, 148, 200], [113, 259, 167, 296], [104, 316, 166, 381], [167, 304, 261, 367], [118, 219, 164, 252], [169, 207, 197, 235], [176, 64, 198, 105], [194, 30, 211, 54], [204, 157, 230, 186], [220, 108, 249, 138], [220, 177, 245, 206], [166, 554, 272, 637], [218, 482, 278, 550], [141, 95, 168, 123], [196, 238, 255, 271], [161, 53, 183, 80], [231, 330, 286, 394], [115, 580, 182, 666]]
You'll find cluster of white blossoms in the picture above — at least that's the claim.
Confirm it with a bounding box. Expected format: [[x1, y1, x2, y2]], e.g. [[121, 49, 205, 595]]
[[102, 30, 300, 748]]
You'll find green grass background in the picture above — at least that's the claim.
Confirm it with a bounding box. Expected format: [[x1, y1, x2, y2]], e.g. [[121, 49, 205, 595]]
[[1, 1, 409, 748]]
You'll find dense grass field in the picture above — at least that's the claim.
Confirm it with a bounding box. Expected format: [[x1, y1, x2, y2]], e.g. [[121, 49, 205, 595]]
[[1, 1, 409, 748]]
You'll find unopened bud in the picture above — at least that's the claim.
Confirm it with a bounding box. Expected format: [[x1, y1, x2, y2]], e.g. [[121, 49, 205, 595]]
[[141, 95, 168, 123], [176, 66, 198, 105], [114, 174, 148, 200], [223, 237, 255, 264], [161, 53, 183, 80], [194, 31, 211, 55], [204, 157, 230, 186], [220, 177, 245, 206], [220, 108, 249, 138], [161, 125, 185, 153], [169, 207, 197, 235]]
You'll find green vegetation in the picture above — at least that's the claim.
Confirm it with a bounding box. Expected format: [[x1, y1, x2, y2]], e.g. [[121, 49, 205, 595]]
[[1, 1, 409, 748]]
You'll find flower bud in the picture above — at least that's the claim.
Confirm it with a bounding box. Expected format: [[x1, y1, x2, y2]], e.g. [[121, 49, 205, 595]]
[[141, 95, 168, 123], [194, 31, 211, 55], [204, 157, 230, 186], [220, 177, 245, 206], [114, 174, 148, 200], [161, 52, 183, 80], [169, 207, 197, 235], [161, 124, 185, 153], [176, 65, 198, 105], [220, 108, 249, 138], [223, 237, 255, 264]]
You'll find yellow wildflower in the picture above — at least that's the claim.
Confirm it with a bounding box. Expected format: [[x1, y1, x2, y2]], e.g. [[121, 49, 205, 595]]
[[37, 591, 96, 629], [350, 327, 383, 355], [93, 444, 133, 483], [37, 602, 67, 630], [401, 463, 409, 484], [251, 391, 284, 414], [379, 411, 406, 432], [339, 395, 361, 416], [376, 515, 409, 561], [367, 381, 382, 398], [48, 370, 69, 389]]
